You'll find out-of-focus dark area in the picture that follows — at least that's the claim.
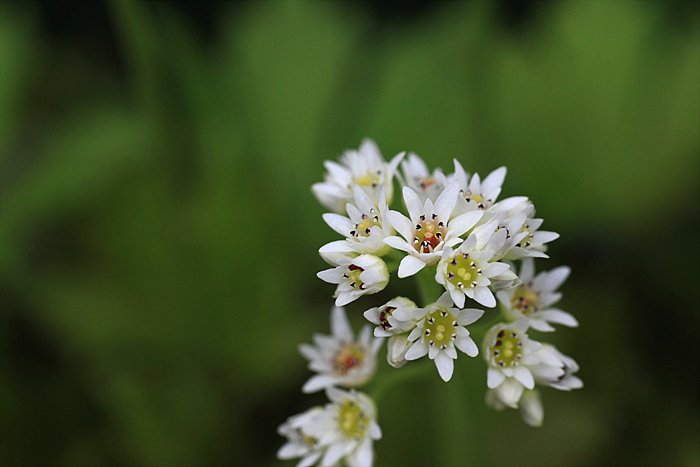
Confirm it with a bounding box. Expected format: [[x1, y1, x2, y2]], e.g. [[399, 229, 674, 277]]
[[1, 1, 698, 466]]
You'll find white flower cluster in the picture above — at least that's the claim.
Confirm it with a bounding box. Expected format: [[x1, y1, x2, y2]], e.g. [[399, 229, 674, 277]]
[[278, 140, 582, 466]]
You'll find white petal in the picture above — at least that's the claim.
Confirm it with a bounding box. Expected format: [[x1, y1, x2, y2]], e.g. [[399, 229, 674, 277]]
[[455, 336, 478, 357], [323, 213, 354, 237], [321, 442, 346, 467], [513, 367, 535, 389], [457, 308, 484, 326], [434, 352, 454, 381], [298, 344, 320, 362], [487, 368, 506, 388], [539, 309, 579, 327], [302, 374, 338, 393], [481, 166, 506, 194], [351, 438, 373, 467], [473, 287, 496, 308], [542, 265, 571, 291], [434, 181, 459, 220], [447, 211, 483, 238], [331, 306, 353, 340], [403, 187, 424, 219], [519, 390, 544, 427], [387, 210, 413, 241], [519, 258, 535, 281], [298, 452, 322, 467], [494, 377, 524, 408], [370, 420, 382, 439], [398, 255, 426, 278], [317, 268, 344, 284], [383, 235, 413, 253], [277, 442, 307, 459], [405, 341, 428, 360]]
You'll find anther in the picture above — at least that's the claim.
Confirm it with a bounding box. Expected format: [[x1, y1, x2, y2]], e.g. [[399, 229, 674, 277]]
[[457, 282, 464, 289], [428, 317, 435, 324], [451, 334, 456, 340], [471, 281, 477, 288], [440, 344, 447, 350], [429, 340, 435, 346], [438, 221, 444, 227], [432, 214, 437, 219], [448, 272, 454, 279], [452, 321, 458, 327], [420, 215, 425, 221], [416, 224, 422, 230], [441, 311, 448, 317], [425, 329, 431, 336]]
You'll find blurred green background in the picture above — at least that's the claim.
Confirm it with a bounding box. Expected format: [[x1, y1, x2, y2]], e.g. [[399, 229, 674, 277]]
[[1, 1, 698, 466]]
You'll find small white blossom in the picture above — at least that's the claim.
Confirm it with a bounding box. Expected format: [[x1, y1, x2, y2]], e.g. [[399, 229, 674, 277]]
[[384, 181, 483, 278], [304, 387, 382, 467], [452, 162, 508, 215], [320, 186, 393, 257], [299, 307, 382, 393], [277, 407, 326, 467], [531, 344, 583, 391], [364, 297, 420, 368], [497, 258, 578, 332], [312, 139, 404, 214], [363, 297, 419, 337], [485, 387, 545, 427], [483, 321, 543, 408], [492, 201, 559, 260], [435, 233, 513, 308], [317, 255, 389, 307], [399, 152, 448, 203], [404, 293, 483, 381]]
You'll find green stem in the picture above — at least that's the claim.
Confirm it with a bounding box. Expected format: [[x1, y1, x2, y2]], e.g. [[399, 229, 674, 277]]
[[414, 266, 442, 307], [368, 360, 433, 403]]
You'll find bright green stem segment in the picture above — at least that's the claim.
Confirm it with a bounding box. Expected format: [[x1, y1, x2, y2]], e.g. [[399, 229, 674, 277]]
[[415, 265, 443, 307], [368, 361, 433, 403]]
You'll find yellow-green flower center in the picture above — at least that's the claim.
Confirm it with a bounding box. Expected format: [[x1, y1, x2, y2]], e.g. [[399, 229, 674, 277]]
[[490, 329, 523, 368], [446, 253, 480, 289], [344, 264, 365, 290], [516, 224, 532, 248], [413, 214, 445, 253], [333, 343, 366, 375], [337, 400, 369, 440], [424, 308, 458, 350], [462, 190, 492, 209], [351, 209, 381, 238], [511, 287, 539, 315], [297, 429, 318, 448], [353, 171, 381, 189], [379, 306, 396, 331]]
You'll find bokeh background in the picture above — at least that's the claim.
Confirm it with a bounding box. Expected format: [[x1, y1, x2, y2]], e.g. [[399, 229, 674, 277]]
[[1, 1, 698, 466]]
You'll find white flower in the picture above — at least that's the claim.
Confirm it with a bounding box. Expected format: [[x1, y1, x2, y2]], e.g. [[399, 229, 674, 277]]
[[531, 344, 583, 391], [496, 258, 578, 332], [435, 233, 513, 308], [304, 387, 382, 467], [483, 321, 543, 408], [384, 181, 483, 278], [364, 297, 420, 368], [317, 255, 389, 307], [363, 296, 419, 337], [398, 152, 449, 203], [277, 407, 326, 467], [492, 201, 559, 260], [312, 139, 404, 214], [470, 210, 529, 262], [485, 387, 544, 427], [452, 162, 508, 214], [299, 307, 383, 393], [320, 186, 393, 257], [404, 293, 483, 381]]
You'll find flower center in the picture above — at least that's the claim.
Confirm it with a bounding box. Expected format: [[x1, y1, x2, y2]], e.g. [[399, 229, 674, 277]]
[[344, 264, 365, 290], [297, 429, 318, 448], [446, 252, 481, 289], [337, 400, 368, 441], [462, 190, 492, 209], [353, 170, 382, 189], [333, 343, 366, 375], [379, 306, 396, 331], [350, 209, 381, 238], [413, 214, 445, 253], [490, 329, 523, 367], [511, 287, 539, 315], [515, 224, 532, 248], [423, 308, 458, 350], [415, 177, 440, 191]]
